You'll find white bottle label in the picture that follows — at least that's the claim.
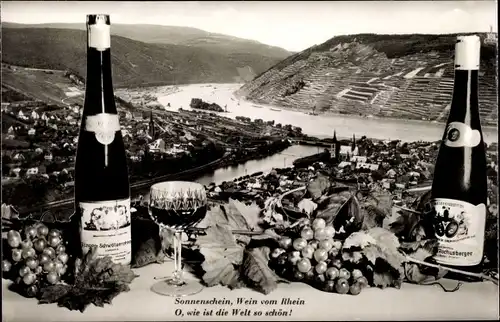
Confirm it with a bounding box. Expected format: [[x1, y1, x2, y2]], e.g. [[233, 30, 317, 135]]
[[79, 198, 132, 265], [430, 198, 486, 266], [85, 113, 120, 145], [443, 122, 481, 148], [88, 22, 110, 51], [454, 35, 480, 70]]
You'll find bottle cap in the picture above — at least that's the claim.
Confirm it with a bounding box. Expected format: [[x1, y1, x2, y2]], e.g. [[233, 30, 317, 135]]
[[455, 35, 481, 70], [86, 14, 110, 25], [87, 14, 110, 51]]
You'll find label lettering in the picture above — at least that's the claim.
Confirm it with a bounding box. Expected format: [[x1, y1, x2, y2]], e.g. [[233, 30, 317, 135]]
[[79, 198, 132, 265], [85, 113, 120, 145], [430, 198, 486, 266], [443, 122, 481, 148]]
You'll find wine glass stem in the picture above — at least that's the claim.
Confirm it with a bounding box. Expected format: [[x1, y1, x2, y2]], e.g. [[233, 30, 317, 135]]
[[172, 230, 184, 284]]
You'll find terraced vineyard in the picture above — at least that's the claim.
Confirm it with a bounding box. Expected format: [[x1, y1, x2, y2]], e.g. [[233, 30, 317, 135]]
[[237, 33, 498, 126]]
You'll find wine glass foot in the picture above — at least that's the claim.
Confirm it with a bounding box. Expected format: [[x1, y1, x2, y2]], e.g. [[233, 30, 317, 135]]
[[151, 279, 204, 297]]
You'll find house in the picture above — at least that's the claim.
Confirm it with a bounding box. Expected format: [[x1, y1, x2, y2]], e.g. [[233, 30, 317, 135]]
[[17, 110, 25, 118], [149, 138, 166, 153], [12, 153, 25, 161], [28, 128, 36, 136], [38, 165, 47, 174], [35, 148, 44, 154], [395, 183, 406, 190], [338, 161, 351, 169], [351, 156, 367, 163], [407, 171, 421, 178], [44, 152, 53, 161], [7, 126, 15, 134], [31, 111, 40, 120], [339, 145, 359, 160], [26, 167, 39, 176], [121, 129, 131, 138], [356, 162, 380, 171], [166, 144, 186, 155], [386, 169, 397, 178]]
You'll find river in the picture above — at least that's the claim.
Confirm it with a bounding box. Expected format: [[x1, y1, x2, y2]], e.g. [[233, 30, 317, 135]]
[[156, 83, 498, 144], [152, 82, 497, 186], [194, 145, 322, 185]]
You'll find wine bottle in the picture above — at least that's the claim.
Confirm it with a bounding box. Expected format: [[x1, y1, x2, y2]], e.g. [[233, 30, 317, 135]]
[[74, 14, 131, 265], [430, 35, 487, 274]]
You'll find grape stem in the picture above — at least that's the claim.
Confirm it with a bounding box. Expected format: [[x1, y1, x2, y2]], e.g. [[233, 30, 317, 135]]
[[403, 252, 499, 285]]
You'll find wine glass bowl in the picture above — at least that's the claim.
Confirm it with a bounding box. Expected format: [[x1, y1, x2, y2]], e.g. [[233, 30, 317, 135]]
[[149, 181, 207, 230], [147, 181, 207, 297]]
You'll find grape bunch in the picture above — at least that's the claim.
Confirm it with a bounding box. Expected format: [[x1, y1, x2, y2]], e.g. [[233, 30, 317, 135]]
[[270, 218, 369, 295], [2, 224, 69, 298]]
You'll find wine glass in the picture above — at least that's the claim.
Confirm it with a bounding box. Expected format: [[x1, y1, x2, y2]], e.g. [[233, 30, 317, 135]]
[[148, 181, 207, 297]]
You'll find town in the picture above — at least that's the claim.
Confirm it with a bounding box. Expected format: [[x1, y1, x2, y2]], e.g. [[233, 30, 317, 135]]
[[1, 66, 498, 224], [1, 80, 303, 214]]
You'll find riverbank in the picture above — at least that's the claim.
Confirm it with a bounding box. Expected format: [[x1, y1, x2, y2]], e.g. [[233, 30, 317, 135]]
[[258, 103, 499, 131]]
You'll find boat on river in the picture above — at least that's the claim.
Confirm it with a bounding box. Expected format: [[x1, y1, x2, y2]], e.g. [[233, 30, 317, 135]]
[[270, 108, 282, 112]]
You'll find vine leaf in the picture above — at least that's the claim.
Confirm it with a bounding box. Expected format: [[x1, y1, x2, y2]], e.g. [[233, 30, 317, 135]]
[[196, 225, 245, 288], [241, 247, 289, 295], [38, 246, 138, 312], [342, 228, 405, 288]]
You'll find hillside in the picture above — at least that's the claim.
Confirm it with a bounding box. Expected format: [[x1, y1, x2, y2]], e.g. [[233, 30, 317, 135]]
[[236, 33, 498, 126], [2, 27, 288, 87], [2, 22, 292, 59], [2, 65, 84, 106]]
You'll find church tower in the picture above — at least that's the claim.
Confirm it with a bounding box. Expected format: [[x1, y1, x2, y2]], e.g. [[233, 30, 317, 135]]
[[331, 130, 340, 163], [351, 133, 356, 152]]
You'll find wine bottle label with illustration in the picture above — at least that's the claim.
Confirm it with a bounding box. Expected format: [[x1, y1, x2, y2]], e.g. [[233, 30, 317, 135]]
[[443, 122, 481, 148], [430, 198, 486, 266], [79, 198, 132, 265], [85, 113, 121, 145], [88, 15, 110, 51]]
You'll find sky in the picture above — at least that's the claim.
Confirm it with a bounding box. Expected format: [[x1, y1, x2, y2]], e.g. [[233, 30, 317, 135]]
[[1, 1, 497, 52]]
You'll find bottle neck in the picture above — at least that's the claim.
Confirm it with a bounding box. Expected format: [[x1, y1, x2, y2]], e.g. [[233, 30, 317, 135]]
[[448, 69, 480, 128], [83, 46, 116, 115]]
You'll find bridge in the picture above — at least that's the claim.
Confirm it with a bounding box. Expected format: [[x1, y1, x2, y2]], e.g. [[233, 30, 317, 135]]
[[288, 138, 333, 148]]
